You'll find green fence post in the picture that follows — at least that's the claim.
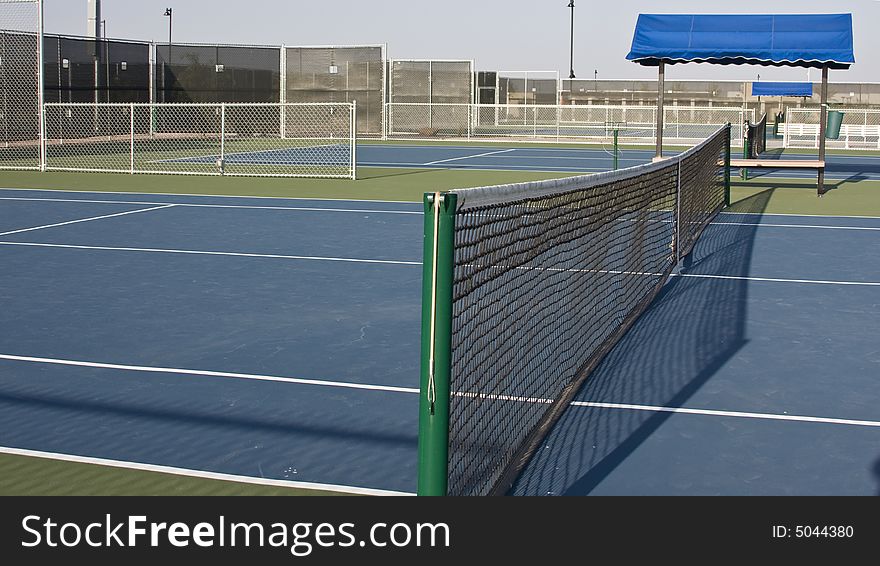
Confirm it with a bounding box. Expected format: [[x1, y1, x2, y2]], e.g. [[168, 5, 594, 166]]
[[613, 128, 619, 171], [724, 124, 732, 208], [417, 191, 457, 496], [763, 116, 768, 151]]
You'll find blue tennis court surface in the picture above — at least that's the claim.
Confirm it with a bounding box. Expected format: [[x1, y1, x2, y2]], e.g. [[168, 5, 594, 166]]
[[169, 144, 352, 167], [163, 142, 880, 179], [1, 186, 879, 495]]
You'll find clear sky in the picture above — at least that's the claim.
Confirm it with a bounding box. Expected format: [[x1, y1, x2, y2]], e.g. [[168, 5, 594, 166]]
[[43, 0, 880, 83]]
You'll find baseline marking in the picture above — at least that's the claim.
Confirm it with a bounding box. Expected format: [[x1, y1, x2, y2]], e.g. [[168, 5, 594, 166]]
[[672, 272, 880, 286], [712, 221, 880, 232], [0, 242, 422, 266], [571, 401, 880, 428], [2, 353, 876, 431], [0, 186, 421, 205], [0, 204, 176, 237], [0, 353, 420, 394], [0, 197, 421, 215], [1, 242, 877, 286], [424, 148, 515, 165], [0, 446, 413, 496], [2, 197, 876, 228]]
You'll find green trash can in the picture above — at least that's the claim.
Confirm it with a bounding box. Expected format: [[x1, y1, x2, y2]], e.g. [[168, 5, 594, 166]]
[[826, 110, 844, 140]]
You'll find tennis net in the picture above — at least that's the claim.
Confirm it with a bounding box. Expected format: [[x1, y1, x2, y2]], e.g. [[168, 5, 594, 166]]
[[746, 113, 767, 158], [418, 124, 731, 496]]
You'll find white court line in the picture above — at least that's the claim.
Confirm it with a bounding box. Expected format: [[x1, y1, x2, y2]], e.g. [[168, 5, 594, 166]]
[[424, 148, 515, 165], [0, 353, 420, 394], [0, 197, 421, 215], [0, 446, 413, 496], [475, 154, 645, 162], [2, 188, 877, 221], [0, 242, 421, 266], [671, 272, 880, 286], [148, 143, 343, 165], [720, 211, 880, 220], [571, 401, 880, 428], [0, 186, 421, 205], [1, 196, 878, 227], [0, 241, 877, 286], [0, 204, 176, 237], [364, 161, 600, 172], [712, 221, 880, 231], [2, 353, 877, 432]]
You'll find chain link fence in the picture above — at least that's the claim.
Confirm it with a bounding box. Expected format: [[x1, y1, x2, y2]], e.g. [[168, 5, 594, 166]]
[[284, 46, 384, 137], [0, 0, 42, 171], [385, 102, 752, 146], [497, 71, 559, 105], [783, 107, 880, 150], [43, 34, 150, 104], [44, 102, 356, 178], [155, 43, 280, 103], [389, 60, 473, 105]]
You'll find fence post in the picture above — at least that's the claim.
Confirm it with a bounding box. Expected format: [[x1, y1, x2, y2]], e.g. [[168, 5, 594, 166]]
[[351, 101, 357, 180], [130, 103, 135, 174], [280, 46, 287, 140], [724, 123, 732, 208], [556, 105, 560, 143], [220, 103, 225, 175], [37, 0, 46, 172]]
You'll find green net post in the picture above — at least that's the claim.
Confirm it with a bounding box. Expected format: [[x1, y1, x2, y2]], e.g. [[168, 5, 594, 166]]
[[613, 128, 619, 171], [740, 134, 749, 181], [724, 124, 732, 208], [763, 117, 768, 151], [417, 191, 457, 496]]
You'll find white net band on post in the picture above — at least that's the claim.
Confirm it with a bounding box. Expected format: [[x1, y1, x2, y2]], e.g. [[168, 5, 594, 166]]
[[43, 102, 356, 179]]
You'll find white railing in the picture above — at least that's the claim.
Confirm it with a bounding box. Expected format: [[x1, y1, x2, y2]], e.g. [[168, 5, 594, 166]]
[[783, 108, 880, 150], [41, 102, 357, 179], [385, 103, 752, 146]]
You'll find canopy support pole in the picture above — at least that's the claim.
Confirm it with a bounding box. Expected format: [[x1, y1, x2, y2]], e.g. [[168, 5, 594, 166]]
[[817, 65, 828, 196], [654, 61, 665, 160]]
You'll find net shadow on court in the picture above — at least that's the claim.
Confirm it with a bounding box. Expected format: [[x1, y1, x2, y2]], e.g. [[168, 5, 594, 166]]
[[510, 189, 773, 495]]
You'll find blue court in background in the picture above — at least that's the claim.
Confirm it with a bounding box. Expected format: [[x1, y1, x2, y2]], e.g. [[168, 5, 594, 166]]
[[165, 141, 880, 180]]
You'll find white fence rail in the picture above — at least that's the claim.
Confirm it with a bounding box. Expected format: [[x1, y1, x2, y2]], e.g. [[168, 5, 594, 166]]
[[39, 102, 356, 179], [385, 103, 752, 146], [783, 108, 880, 150]]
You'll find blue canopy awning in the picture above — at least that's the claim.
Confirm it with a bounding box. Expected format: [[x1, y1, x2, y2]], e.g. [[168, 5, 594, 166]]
[[627, 14, 854, 69], [751, 82, 813, 97]]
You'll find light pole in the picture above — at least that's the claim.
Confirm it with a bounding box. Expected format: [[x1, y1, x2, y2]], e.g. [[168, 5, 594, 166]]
[[568, 1, 575, 79], [163, 8, 173, 104], [164, 8, 173, 45]]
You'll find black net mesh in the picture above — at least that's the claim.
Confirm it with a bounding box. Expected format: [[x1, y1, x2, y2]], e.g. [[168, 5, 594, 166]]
[[746, 113, 766, 158], [678, 129, 728, 259], [442, 126, 729, 496]]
